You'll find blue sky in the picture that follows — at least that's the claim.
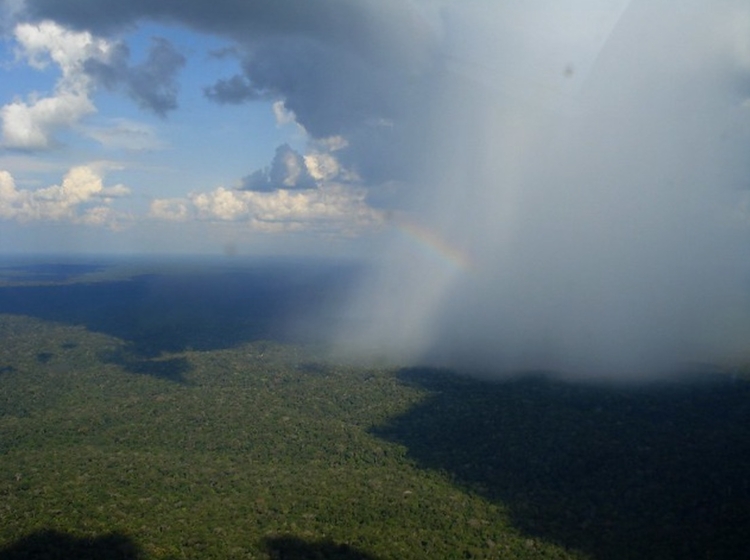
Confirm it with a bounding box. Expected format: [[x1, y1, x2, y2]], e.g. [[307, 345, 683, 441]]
[[0, 2, 399, 255]]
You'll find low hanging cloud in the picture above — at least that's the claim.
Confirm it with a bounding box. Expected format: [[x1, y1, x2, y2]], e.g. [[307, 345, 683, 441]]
[[0, 164, 129, 225]]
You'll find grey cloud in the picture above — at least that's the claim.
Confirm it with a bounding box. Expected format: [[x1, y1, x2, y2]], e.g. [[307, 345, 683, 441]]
[[20, 0, 434, 69], [332, 0, 750, 379], [206, 34, 431, 183], [21, 0, 438, 183], [0, 0, 22, 34], [240, 168, 272, 192], [84, 37, 185, 116], [229, 37, 402, 138], [240, 143, 316, 192], [204, 75, 264, 105]]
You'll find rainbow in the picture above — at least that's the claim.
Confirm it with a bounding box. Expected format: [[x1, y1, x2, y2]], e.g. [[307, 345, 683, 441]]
[[395, 219, 473, 273]]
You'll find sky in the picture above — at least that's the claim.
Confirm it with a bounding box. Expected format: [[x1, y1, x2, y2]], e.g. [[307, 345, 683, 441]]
[[0, 0, 643, 257], [2, 0, 750, 376], [0, 0, 437, 255]]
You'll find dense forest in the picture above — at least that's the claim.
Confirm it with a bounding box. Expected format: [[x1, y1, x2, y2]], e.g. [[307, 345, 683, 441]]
[[1, 260, 749, 559]]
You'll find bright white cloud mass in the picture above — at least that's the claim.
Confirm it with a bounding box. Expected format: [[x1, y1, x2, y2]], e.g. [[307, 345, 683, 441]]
[[1, 0, 750, 376], [0, 164, 128, 225], [1, 21, 103, 149], [151, 183, 382, 234]]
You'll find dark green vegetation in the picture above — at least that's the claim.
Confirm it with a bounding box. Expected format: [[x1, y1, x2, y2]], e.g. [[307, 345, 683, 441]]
[[1, 258, 749, 559], [0, 316, 554, 559], [377, 369, 750, 559]]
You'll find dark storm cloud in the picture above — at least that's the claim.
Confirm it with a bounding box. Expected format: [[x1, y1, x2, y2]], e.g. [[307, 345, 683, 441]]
[[203, 36, 395, 136], [214, 37, 401, 138], [22, 0, 355, 36], [21, 0, 438, 182], [332, 0, 750, 379], [84, 37, 186, 116], [214, 35, 431, 184], [240, 143, 316, 192], [20, 0, 435, 69]]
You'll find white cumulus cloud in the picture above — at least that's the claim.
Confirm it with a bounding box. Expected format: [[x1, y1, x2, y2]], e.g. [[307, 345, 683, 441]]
[[0, 165, 129, 226], [151, 183, 383, 235], [148, 198, 190, 221], [1, 20, 111, 149]]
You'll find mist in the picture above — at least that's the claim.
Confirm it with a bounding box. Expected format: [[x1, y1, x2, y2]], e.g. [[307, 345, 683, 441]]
[[336, 0, 750, 379]]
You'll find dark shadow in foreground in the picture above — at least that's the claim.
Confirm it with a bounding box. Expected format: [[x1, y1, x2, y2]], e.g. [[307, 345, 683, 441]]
[[264, 535, 379, 560], [0, 529, 142, 560], [373, 368, 750, 560]]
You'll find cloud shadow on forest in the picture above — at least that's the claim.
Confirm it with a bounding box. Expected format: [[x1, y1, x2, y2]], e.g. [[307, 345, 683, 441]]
[[0, 529, 142, 560], [372, 368, 750, 559], [0, 260, 360, 383]]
